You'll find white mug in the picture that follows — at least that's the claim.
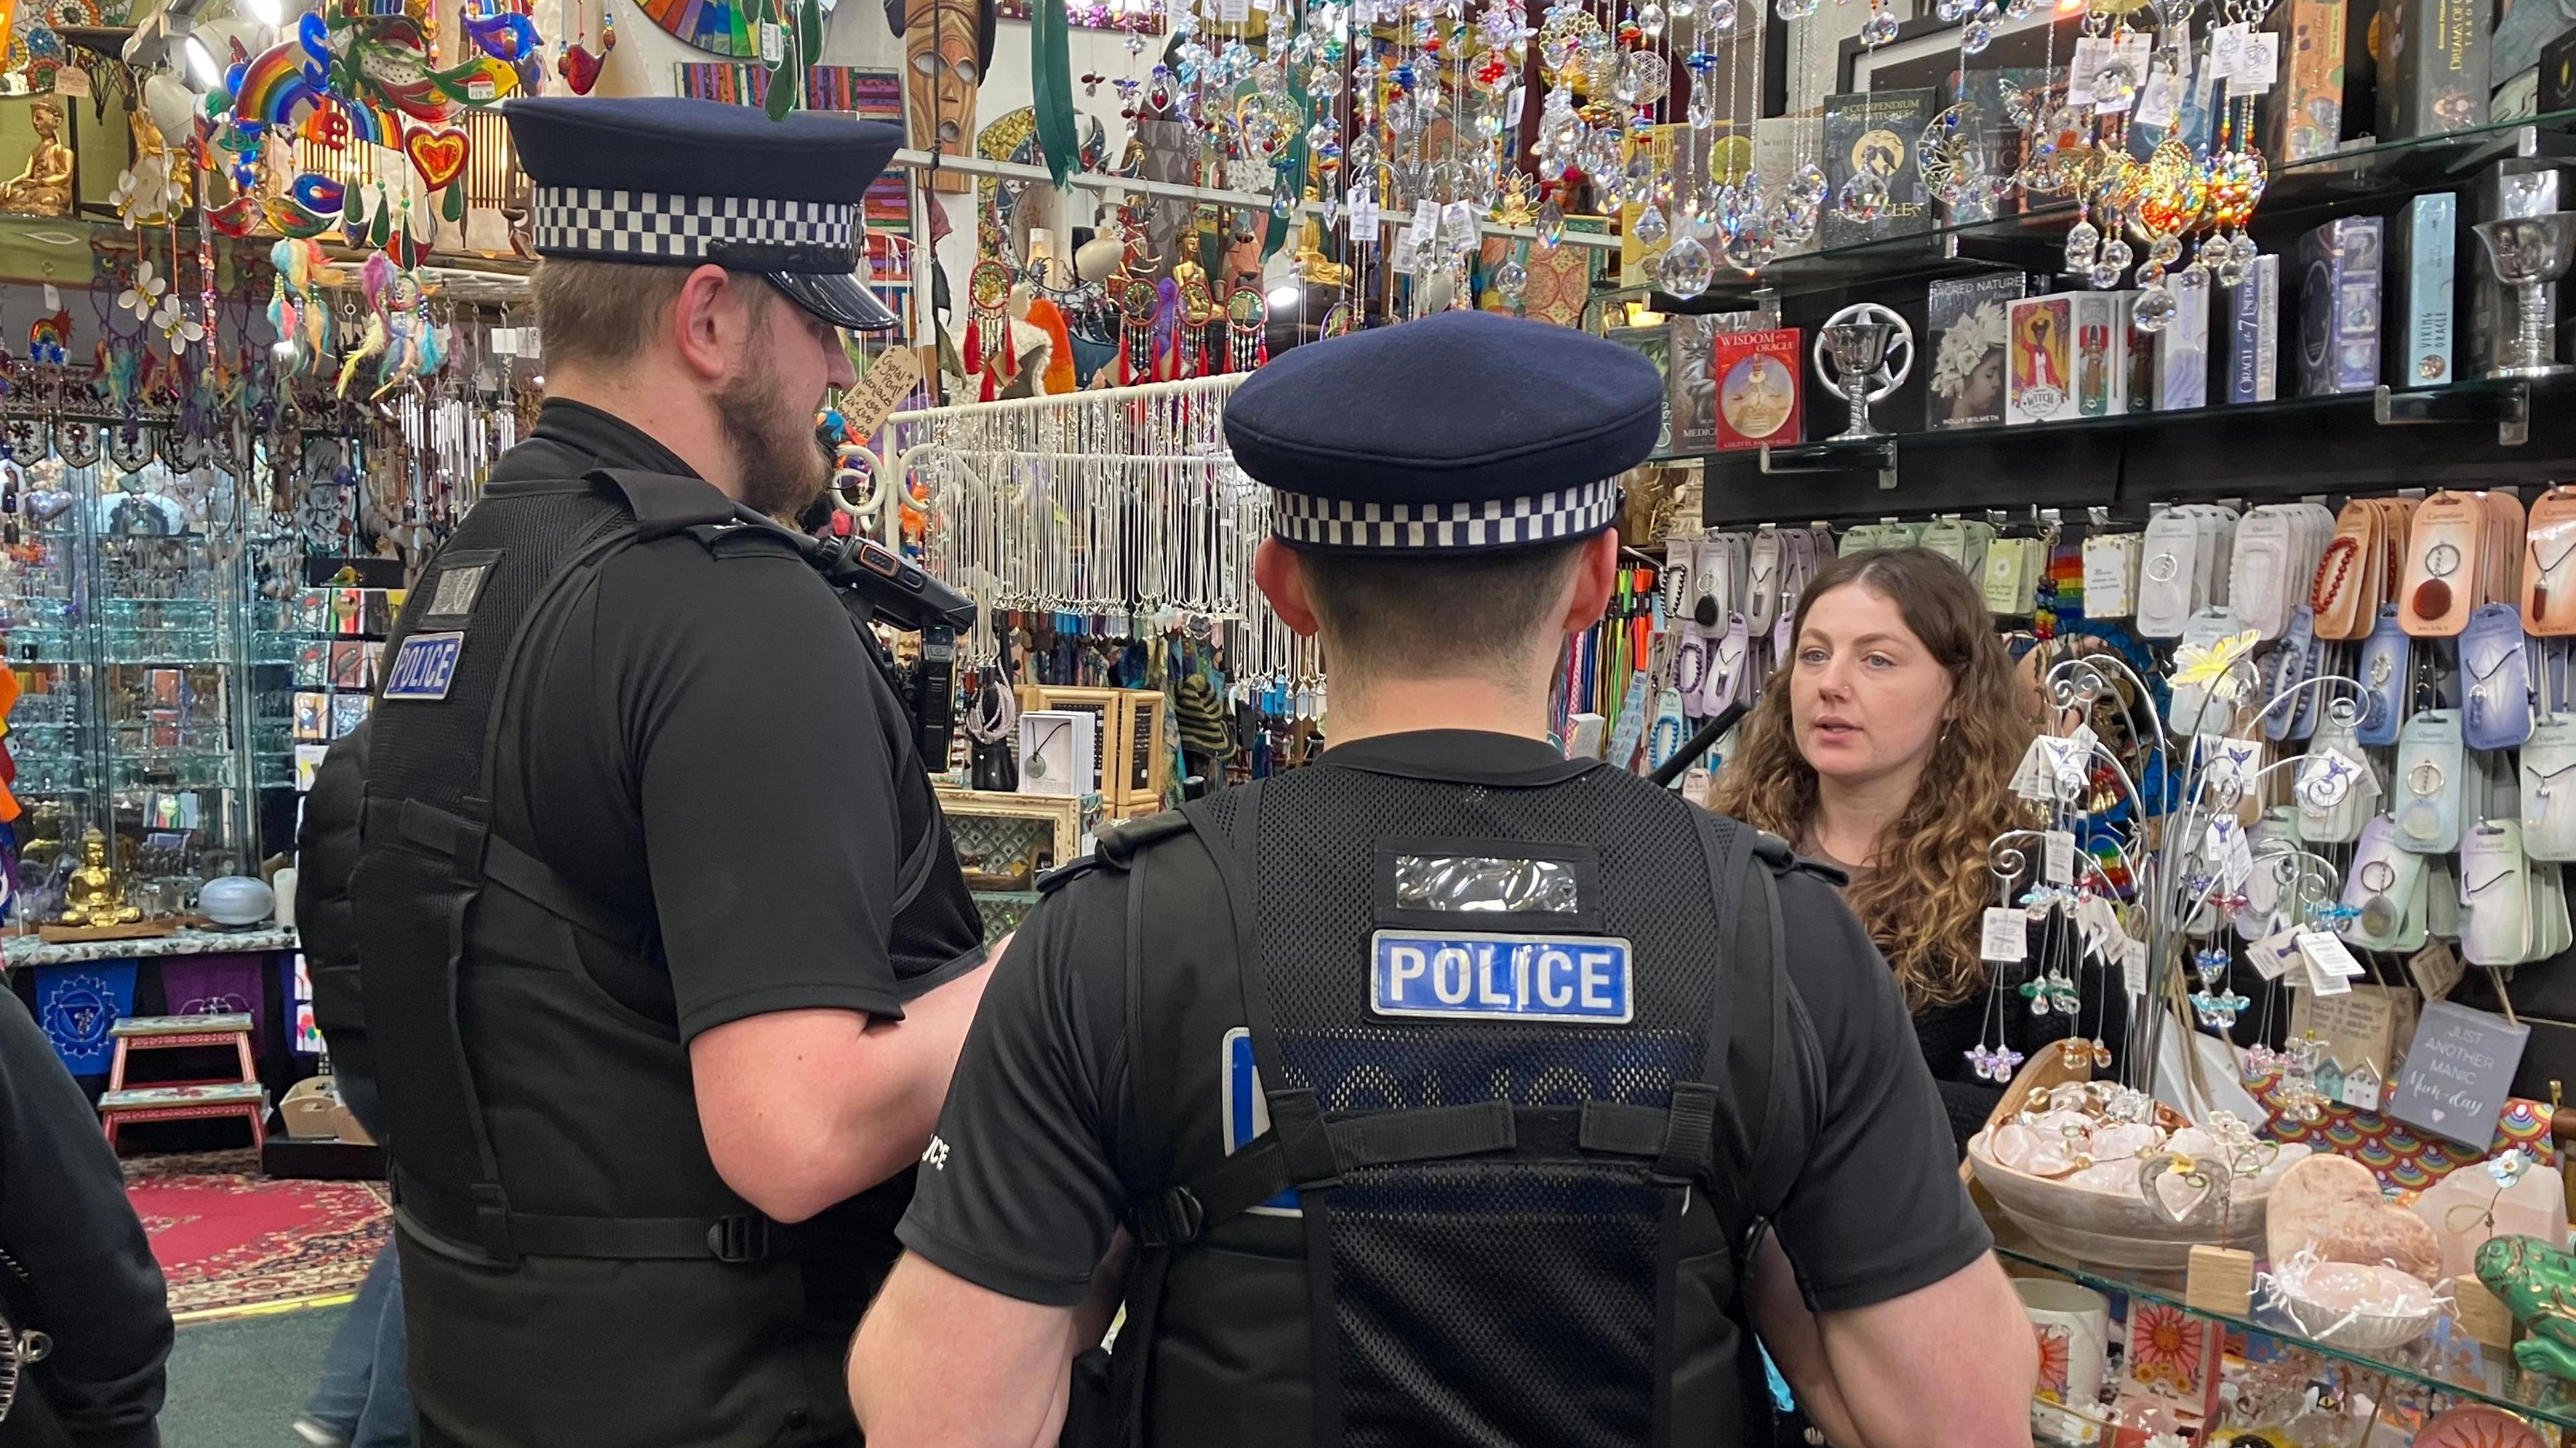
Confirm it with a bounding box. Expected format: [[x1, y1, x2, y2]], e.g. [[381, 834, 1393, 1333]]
[[2017, 1278, 2110, 1410]]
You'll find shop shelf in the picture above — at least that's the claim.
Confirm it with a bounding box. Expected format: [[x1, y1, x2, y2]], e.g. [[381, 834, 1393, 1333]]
[[1692, 376, 2576, 525], [1687, 111, 2576, 306], [1994, 1231, 2576, 1429]]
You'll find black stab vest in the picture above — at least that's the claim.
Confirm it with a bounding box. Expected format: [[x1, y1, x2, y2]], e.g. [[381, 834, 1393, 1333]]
[[1071, 753, 1789, 1448], [350, 469, 861, 1448]]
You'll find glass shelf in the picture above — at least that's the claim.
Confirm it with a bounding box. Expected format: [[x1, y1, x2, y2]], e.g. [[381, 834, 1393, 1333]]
[[1696, 110, 2576, 302], [1994, 1231, 2576, 1430]]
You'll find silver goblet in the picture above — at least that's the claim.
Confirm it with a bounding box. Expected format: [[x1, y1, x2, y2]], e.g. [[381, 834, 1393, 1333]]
[[1819, 321, 1897, 439], [2475, 213, 2576, 380]]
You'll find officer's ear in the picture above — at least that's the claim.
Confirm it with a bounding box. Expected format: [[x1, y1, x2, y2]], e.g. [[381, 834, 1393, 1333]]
[[667, 264, 757, 383], [1252, 537, 1323, 638], [1556, 531, 1621, 636]]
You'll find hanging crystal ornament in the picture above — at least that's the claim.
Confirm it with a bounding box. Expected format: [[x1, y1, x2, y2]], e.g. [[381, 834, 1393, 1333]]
[[1535, 199, 1567, 247], [1919, 104, 1999, 211], [1495, 258, 1529, 305], [1727, 211, 1777, 268], [1640, 0, 1666, 35], [1836, 164, 1891, 223], [1776, 0, 1818, 20], [2064, 217, 2102, 272], [1960, 0, 2000, 52], [1660, 233, 1715, 296], [1633, 202, 1670, 245], [1860, 1, 1900, 46]]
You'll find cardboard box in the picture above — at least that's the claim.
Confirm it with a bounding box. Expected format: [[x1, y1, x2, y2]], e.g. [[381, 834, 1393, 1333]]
[[1819, 87, 1937, 249], [2072, 291, 2131, 416], [1712, 328, 1804, 450], [2227, 254, 2282, 402], [2007, 294, 2078, 423], [2390, 191, 2457, 389], [1607, 325, 1675, 457], [1926, 274, 2029, 428], [2268, 0, 2348, 162], [2377, 0, 2492, 138], [2297, 215, 2383, 396], [2155, 274, 2216, 410], [1668, 315, 1719, 455]]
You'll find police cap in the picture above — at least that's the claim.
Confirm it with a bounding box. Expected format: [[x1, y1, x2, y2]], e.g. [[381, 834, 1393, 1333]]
[[504, 96, 903, 332], [1223, 311, 1664, 555]]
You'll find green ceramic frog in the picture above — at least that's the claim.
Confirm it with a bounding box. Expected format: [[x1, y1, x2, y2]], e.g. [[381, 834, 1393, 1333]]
[[2475, 1234, 2576, 1381]]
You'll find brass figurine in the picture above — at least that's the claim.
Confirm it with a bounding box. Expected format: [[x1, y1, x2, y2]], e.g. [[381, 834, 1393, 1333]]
[[0, 98, 75, 217], [54, 827, 142, 928]]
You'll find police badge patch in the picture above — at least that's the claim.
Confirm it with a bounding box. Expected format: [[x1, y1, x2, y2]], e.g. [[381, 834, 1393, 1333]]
[[1369, 930, 1635, 1024]]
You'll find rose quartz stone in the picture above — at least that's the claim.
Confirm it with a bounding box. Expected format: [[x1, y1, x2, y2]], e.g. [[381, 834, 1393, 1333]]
[[2269, 1153, 2443, 1284]]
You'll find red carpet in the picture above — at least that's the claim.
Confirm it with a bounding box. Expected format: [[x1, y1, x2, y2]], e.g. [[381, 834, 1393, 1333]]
[[124, 1150, 390, 1320]]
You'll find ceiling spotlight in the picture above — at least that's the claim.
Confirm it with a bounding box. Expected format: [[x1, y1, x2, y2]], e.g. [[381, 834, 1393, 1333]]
[[180, 32, 221, 88]]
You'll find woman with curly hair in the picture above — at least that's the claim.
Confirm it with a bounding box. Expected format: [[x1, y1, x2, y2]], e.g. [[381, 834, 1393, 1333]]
[[1712, 545, 2083, 1148]]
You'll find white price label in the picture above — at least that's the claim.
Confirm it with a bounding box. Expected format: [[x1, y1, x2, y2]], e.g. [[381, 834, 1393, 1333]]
[[2122, 936, 2149, 997], [1348, 188, 1381, 237], [2068, 36, 2109, 103], [2209, 23, 2251, 80], [2296, 747, 2367, 809], [2248, 929, 2302, 981], [1982, 906, 2029, 964], [2136, 63, 2186, 127], [1505, 85, 1527, 131], [2240, 32, 2280, 93], [1218, 0, 1250, 19], [1443, 200, 1479, 245], [40, 283, 58, 312], [2012, 736, 2061, 801], [1412, 199, 1441, 239], [2296, 928, 2366, 987], [759, 19, 784, 63], [2045, 830, 2078, 886]]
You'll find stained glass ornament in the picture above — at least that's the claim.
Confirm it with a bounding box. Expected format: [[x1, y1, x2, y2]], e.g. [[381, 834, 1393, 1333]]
[[1495, 258, 1530, 306], [1860, 5, 1900, 45], [2131, 280, 2178, 331], [1633, 203, 1670, 245]]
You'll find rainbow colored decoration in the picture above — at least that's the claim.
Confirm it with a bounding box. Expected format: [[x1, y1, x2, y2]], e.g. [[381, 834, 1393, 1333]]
[[2247, 1064, 2558, 1192], [638, 0, 757, 59]]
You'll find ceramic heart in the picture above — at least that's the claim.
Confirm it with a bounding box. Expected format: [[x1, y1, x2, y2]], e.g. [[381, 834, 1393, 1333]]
[[2267, 1152, 2445, 1282], [405, 125, 470, 191], [2140, 1155, 2216, 1223]]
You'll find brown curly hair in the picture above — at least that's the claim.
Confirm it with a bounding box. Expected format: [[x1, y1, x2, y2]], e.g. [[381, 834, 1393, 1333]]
[[1709, 547, 2034, 1010]]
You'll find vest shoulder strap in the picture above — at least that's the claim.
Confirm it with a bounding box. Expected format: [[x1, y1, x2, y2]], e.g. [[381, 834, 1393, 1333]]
[[585, 468, 744, 537]]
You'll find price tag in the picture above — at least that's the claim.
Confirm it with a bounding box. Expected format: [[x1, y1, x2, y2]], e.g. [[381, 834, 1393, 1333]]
[[1349, 188, 1381, 237], [2239, 32, 2280, 93], [2247, 929, 2302, 981], [1442, 200, 1479, 245], [2408, 939, 2466, 1003], [1982, 906, 2029, 964], [839, 345, 925, 438], [1218, 0, 1250, 19], [2067, 36, 2108, 103], [2045, 830, 2078, 886], [40, 283, 58, 312], [2202, 735, 2264, 794], [2208, 23, 2250, 80], [2122, 935, 2149, 997], [1389, 231, 1424, 274], [2011, 736, 2060, 801], [759, 19, 784, 62], [52, 66, 88, 99], [2191, 45, 2218, 111], [1412, 199, 1441, 239], [2296, 930, 2363, 995], [2135, 62, 2186, 127], [2295, 747, 2367, 810], [1505, 85, 1527, 130]]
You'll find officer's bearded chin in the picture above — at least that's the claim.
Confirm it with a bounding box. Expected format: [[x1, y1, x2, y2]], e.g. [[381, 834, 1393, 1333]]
[[714, 368, 832, 519]]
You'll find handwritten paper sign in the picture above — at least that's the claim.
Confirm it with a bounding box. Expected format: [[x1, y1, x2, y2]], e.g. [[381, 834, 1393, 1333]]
[[2385, 1000, 2531, 1148], [841, 345, 925, 439]]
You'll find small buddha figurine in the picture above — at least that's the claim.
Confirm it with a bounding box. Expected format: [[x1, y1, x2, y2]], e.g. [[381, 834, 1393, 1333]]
[[1173, 254, 1218, 327], [55, 827, 141, 928], [0, 99, 76, 217], [1291, 184, 1350, 291]]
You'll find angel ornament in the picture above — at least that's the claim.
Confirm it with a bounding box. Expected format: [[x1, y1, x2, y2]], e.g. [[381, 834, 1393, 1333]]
[[358, 253, 447, 400]]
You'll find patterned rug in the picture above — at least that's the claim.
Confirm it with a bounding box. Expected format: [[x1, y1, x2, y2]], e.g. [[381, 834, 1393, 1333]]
[[124, 1150, 389, 1321]]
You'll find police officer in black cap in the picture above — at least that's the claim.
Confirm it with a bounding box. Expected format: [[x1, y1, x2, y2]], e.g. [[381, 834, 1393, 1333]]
[[350, 98, 989, 1448], [851, 311, 2040, 1448]]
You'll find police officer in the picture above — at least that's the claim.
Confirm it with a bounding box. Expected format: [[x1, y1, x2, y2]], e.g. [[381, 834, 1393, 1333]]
[[850, 312, 2039, 1448], [350, 99, 989, 1448]]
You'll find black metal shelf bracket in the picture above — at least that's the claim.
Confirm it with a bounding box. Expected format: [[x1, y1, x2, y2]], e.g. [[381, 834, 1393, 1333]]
[[1757, 437, 1900, 490], [2371, 380, 2531, 447]]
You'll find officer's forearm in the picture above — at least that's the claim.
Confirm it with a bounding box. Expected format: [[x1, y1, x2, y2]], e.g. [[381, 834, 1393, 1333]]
[[1817, 1254, 2037, 1448], [691, 954, 996, 1221]]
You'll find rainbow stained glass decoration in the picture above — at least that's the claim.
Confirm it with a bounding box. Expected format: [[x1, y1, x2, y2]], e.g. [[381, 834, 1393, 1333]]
[[637, 0, 835, 59]]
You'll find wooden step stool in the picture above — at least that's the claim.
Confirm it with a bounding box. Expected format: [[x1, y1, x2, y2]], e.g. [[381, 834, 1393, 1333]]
[[96, 1013, 266, 1150]]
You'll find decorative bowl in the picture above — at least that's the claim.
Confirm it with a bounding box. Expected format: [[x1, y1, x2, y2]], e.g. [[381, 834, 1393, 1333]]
[[197, 875, 275, 926], [1968, 1128, 2311, 1272], [2269, 1260, 2440, 1352]]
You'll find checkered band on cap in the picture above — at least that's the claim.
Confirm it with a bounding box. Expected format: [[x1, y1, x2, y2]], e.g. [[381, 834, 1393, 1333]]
[[530, 186, 855, 264], [1271, 478, 1622, 551]]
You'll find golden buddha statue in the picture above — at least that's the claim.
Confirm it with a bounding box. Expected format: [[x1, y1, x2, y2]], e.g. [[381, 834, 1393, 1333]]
[[1173, 254, 1218, 327], [1292, 184, 1350, 292], [55, 827, 141, 928], [0, 99, 75, 217]]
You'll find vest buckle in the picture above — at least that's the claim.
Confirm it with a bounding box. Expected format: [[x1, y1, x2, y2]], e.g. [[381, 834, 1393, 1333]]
[[705, 1214, 773, 1263], [1131, 1187, 1204, 1249]]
